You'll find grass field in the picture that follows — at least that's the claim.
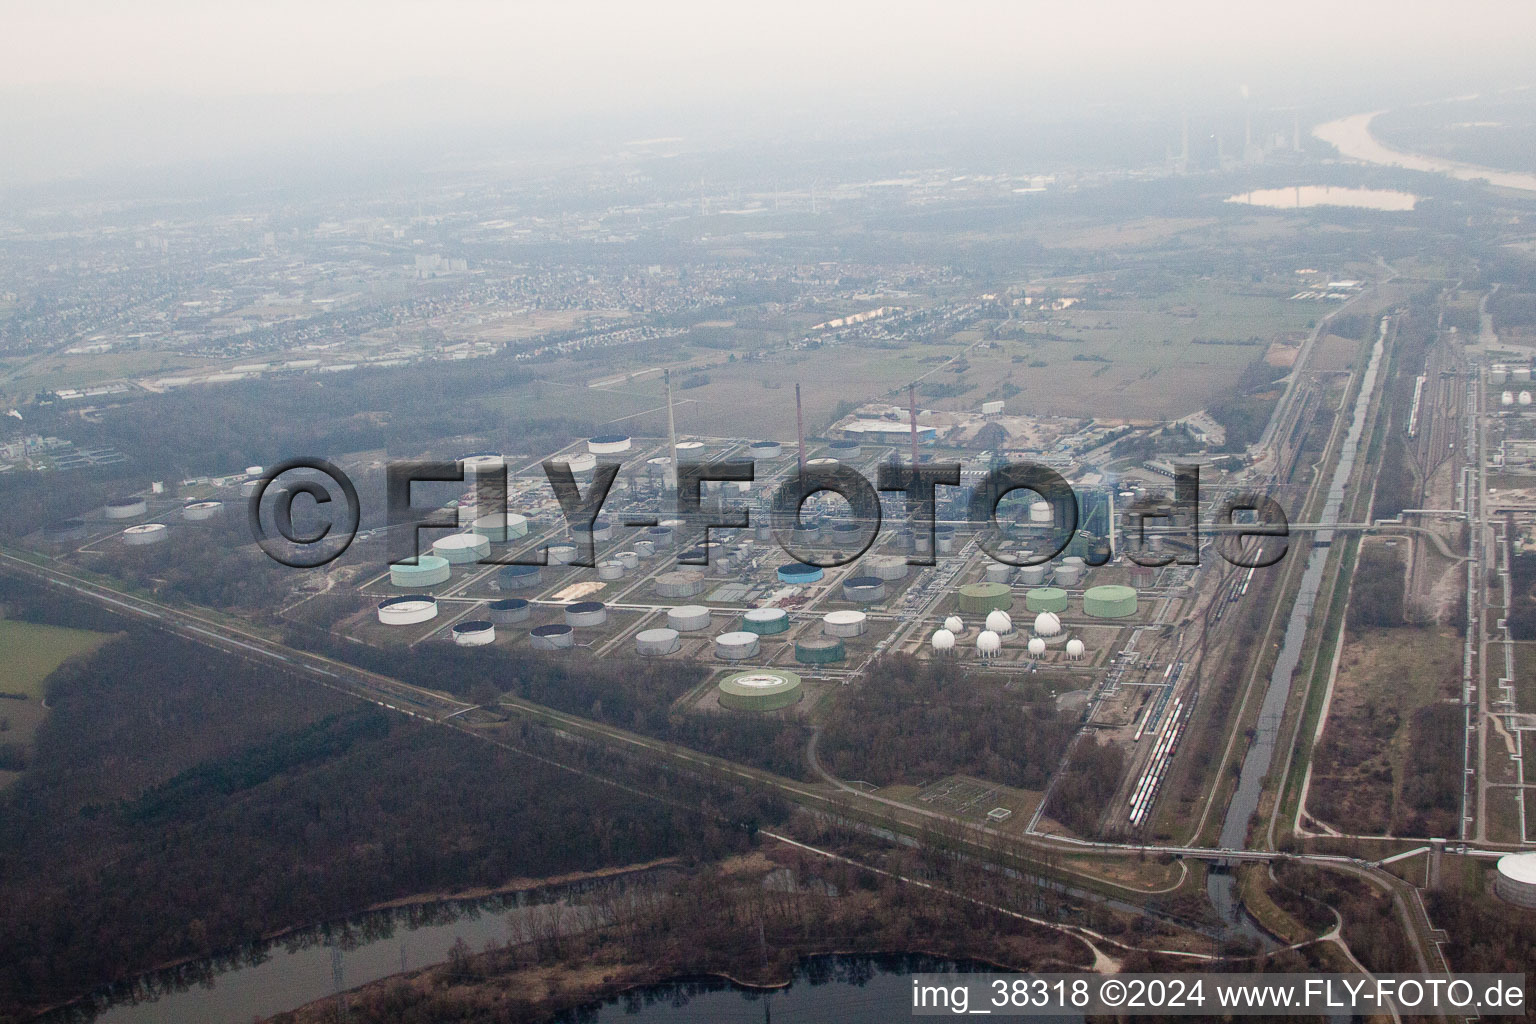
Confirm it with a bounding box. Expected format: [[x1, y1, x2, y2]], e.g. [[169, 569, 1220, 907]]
[[0, 619, 112, 699], [0, 619, 113, 787]]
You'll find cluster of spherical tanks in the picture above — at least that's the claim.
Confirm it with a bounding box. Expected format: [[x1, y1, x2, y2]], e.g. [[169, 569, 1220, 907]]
[[932, 611, 1085, 661]]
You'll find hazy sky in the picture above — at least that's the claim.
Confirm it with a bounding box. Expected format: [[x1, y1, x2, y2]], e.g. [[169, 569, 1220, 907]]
[[3, 0, 1534, 184]]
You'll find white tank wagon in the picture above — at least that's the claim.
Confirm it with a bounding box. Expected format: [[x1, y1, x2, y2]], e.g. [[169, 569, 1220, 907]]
[[451, 620, 496, 647], [181, 500, 223, 522], [714, 631, 761, 661], [122, 523, 168, 546], [635, 627, 682, 657], [529, 623, 575, 650], [667, 605, 713, 632], [377, 595, 438, 626], [564, 600, 608, 627], [433, 533, 492, 565], [822, 610, 867, 638]]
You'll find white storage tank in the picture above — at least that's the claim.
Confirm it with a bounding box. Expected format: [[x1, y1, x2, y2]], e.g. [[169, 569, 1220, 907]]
[[822, 610, 868, 637], [866, 554, 909, 581], [616, 550, 640, 569], [1033, 612, 1062, 636], [1028, 500, 1053, 523], [587, 434, 633, 455], [106, 496, 148, 519], [597, 560, 625, 581], [985, 562, 1012, 584], [487, 598, 531, 624], [977, 630, 1001, 658], [1065, 638, 1086, 660], [564, 601, 608, 627], [944, 615, 965, 634], [635, 627, 681, 657], [931, 628, 956, 652], [714, 631, 761, 661], [1027, 637, 1047, 657], [985, 609, 1013, 635], [122, 523, 167, 546], [1494, 852, 1536, 908], [529, 624, 575, 650], [181, 500, 223, 521], [668, 605, 713, 632], [547, 543, 578, 565], [1019, 564, 1048, 585], [1055, 564, 1084, 586], [433, 533, 492, 564], [377, 595, 438, 626], [452, 620, 496, 647], [655, 570, 705, 598]]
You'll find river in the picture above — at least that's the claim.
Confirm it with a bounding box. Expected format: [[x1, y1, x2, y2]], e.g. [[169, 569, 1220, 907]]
[[1313, 112, 1536, 194], [563, 954, 1081, 1023], [1207, 318, 1387, 932], [45, 869, 677, 1024]]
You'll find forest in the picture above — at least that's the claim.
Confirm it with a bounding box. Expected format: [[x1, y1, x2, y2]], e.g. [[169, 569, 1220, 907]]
[[816, 656, 1076, 789], [0, 584, 784, 1021]]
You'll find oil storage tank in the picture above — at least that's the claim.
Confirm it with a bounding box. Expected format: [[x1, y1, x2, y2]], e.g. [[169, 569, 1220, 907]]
[[488, 598, 531, 624], [777, 563, 824, 585], [392, 555, 451, 588], [655, 570, 705, 598], [452, 620, 496, 647], [635, 627, 681, 656], [1024, 587, 1069, 614], [564, 601, 608, 627], [842, 575, 886, 603], [377, 595, 438, 626], [433, 533, 492, 564], [714, 631, 761, 661], [667, 605, 712, 632], [795, 636, 845, 665], [1494, 852, 1536, 908], [1083, 584, 1138, 618], [717, 669, 803, 711], [182, 500, 223, 522], [106, 496, 148, 519], [497, 563, 541, 591], [742, 608, 790, 635], [529, 623, 575, 650], [958, 581, 1011, 614], [823, 610, 868, 637]]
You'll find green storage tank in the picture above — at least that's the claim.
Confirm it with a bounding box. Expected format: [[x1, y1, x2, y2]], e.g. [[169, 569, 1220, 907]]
[[389, 555, 452, 588], [958, 581, 1012, 615], [718, 669, 804, 711], [1024, 587, 1069, 614], [1083, 584, 1138, 618], [795, 636, 846, 664]]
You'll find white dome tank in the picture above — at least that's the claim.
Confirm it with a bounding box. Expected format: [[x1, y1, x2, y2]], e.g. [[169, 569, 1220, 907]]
[[1522, 391, 1533, 406], [1034, 611, 1062, 636], [932, 628, 956, 651], [1028, 500, 1053, 523], [944, 615, 964, 634], [1502, 391, 1515, 406], [1027, 637, 1047, 657], [985, 609, 1013, 635], [1065, 638, 1086, 659], [977, 630, 1001, 656]]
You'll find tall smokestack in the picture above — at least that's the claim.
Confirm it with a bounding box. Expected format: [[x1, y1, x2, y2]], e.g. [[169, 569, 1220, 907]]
[[795, 383, 806, 473], [909, 383, 919, 468], [664, 368, 679, 491]]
